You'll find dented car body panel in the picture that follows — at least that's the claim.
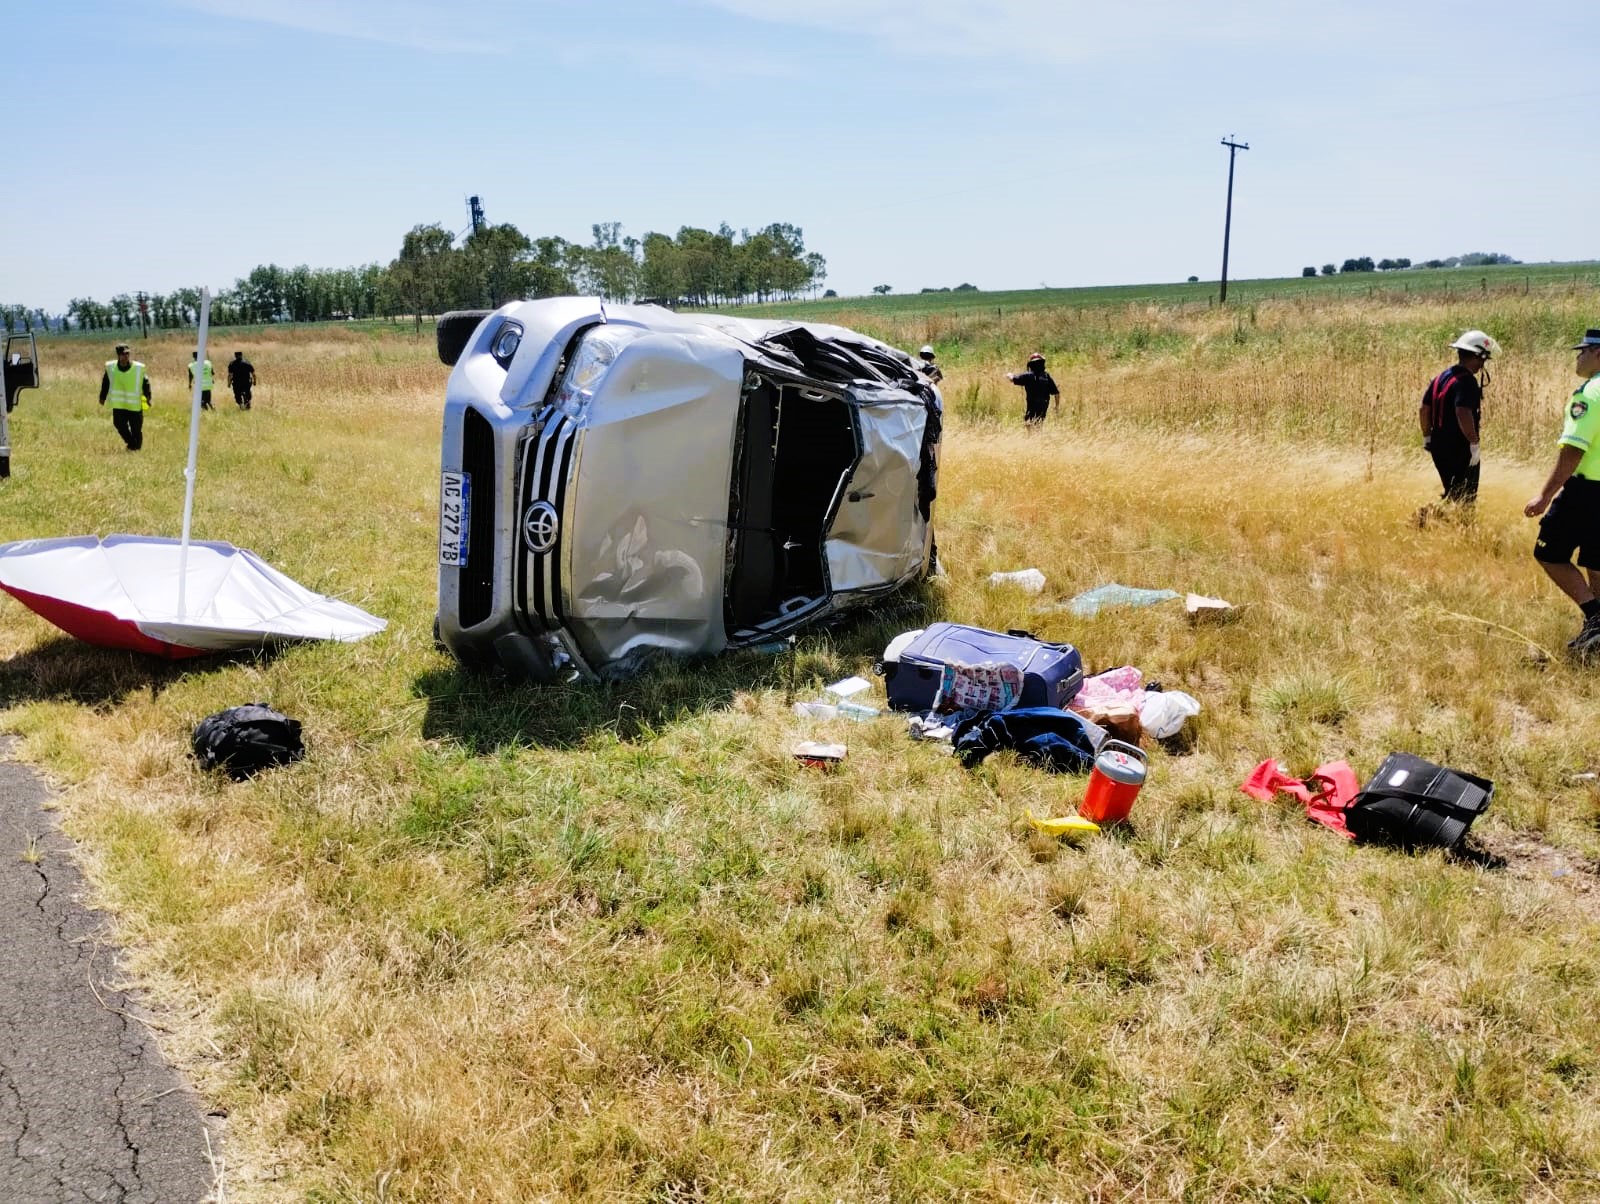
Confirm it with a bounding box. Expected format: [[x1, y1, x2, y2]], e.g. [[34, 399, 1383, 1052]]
[[437, 297, 940, 679]]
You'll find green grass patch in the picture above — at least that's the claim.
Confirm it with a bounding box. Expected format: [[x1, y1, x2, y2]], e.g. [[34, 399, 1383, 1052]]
[[5, 294, 1600, 1199]]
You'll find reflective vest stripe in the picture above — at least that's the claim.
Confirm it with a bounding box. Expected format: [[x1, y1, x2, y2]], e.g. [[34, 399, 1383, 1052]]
[[192, 360, 214, 388], [106, 361, 145, 411], [1427, 370, 1458, 433]]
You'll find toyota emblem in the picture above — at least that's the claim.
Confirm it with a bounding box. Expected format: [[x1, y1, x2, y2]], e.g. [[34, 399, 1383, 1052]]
[[522, 501, 560, 554]]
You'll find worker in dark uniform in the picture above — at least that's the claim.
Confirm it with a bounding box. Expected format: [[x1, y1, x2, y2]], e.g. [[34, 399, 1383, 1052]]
[[1526, 328, 1600, 656], [1005, 352, 1059, 425], [98, 342, 152, 450], [917, 345, 943, 384], [227, 351, 255, 410], [1419, 329, 1498, 509]]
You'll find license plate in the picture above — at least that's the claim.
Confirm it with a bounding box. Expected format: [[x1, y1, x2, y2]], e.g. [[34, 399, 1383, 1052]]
[[439, 471, 470, 566]]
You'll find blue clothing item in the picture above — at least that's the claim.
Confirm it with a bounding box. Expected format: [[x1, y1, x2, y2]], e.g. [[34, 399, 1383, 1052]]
[[952, 706, 1102, 773]]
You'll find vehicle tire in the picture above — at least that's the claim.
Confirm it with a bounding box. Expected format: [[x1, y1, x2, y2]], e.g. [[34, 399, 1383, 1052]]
[[436, 310, 493, 366]]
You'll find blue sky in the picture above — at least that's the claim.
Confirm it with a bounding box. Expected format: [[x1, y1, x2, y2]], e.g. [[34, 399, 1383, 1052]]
[[6, 0, 1595, 310]]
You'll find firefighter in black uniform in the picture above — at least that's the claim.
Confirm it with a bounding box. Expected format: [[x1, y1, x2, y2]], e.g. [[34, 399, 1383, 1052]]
[[1005, 352, 1059, 426], [227, 351, 255, 410], [1419, 329, 1498, 509]]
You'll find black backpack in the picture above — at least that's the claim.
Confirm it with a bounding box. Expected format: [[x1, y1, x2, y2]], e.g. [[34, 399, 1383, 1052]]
[[192, 704, 305, 780], [1345, 752, 1493, 849]]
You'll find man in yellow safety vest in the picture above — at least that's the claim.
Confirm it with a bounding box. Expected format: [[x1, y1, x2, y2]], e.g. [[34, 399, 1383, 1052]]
[[188, 351, 215, 411], [98, 342, 152, 450]]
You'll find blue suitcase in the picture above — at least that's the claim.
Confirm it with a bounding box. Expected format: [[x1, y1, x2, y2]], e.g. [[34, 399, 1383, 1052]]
[[883, 623, 1084, 712]]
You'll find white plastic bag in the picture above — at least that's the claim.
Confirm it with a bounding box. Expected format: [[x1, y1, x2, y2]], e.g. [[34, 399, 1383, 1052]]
[[1138, 690, 1201, 739], [987, 568, 1046, 594]]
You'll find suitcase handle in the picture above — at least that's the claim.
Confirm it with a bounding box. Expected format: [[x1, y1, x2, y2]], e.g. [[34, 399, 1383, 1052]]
[[1005, 627, 1076, 654], [1354, 787, 1488, 812]]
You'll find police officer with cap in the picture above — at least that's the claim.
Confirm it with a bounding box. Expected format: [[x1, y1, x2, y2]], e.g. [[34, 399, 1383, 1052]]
[[917, 345, 943, 384], [1005, 352, 1060, 425], [98, 342, 152, 450], [1526, 327, 1600, 655]]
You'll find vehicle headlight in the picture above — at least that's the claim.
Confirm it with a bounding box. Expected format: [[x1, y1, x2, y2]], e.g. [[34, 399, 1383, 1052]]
[[491, 322, 523, 367], [552, 327, 644, 420]]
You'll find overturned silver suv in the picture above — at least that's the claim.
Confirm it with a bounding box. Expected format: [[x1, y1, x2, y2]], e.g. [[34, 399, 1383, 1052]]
[[436, 298, 941, 680]]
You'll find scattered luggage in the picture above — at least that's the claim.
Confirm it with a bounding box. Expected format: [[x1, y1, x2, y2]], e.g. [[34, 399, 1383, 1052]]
[[1345, 753, 1493, 849], [1069, 665, 1202, 743], [883, 623, 1084, 713], [1240, 758, 1359, 838], [951, 707, 1102, 773], [192, 704, 305, 780]]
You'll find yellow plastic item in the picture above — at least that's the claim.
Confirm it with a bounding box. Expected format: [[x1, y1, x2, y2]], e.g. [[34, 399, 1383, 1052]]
[[1025, 809, 1101, 837]]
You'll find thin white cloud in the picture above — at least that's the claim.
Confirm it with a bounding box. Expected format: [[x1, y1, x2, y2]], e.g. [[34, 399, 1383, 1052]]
[[686, 0, 1424, 64], [169, 0, 504, 54], [169, 0, 810, 77], [563, 36, 810, 83]]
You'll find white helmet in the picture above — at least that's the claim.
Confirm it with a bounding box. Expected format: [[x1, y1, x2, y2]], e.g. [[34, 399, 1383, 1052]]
[[1450, 330, 1501, 359], [919, 344, 935, 357]]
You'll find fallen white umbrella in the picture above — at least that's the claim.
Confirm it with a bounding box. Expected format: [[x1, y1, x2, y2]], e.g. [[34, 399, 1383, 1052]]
[[0, 287, 385, 658], [0, 534, 386, 658]]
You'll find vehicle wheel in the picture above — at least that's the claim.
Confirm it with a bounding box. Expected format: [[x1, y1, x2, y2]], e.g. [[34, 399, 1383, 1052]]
[[436, 310, 493, 366]]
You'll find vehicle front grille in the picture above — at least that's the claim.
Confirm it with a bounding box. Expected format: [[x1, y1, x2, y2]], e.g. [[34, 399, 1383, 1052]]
[[518, 406, 578, 629], [458, 406, 496, 628]]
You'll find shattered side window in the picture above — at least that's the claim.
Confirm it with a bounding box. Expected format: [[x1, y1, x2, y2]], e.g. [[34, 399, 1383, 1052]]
[[847, 342, 920, 389], [758, 327, 921, 392], [759, 328, 869, 386], [551, 326, 645, 422]]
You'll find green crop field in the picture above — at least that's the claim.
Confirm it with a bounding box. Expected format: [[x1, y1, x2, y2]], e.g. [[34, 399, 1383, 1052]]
[[4, 277, 1600, 1201], [732, 260, 1600, 322]]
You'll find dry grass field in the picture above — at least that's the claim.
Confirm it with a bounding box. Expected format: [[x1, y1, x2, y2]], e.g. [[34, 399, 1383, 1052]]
[[4, 291, 1600, 1201]]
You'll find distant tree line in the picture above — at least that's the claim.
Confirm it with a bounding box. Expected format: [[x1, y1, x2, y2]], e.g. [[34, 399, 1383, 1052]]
[[386, 220, 826, 325], [5, 218, 827, 332], [1, 305, 51, 332], [1300, 251, 1520, 278]]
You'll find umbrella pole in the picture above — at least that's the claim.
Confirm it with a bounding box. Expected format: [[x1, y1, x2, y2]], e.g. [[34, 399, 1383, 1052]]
[[178, 287, 211, 620]]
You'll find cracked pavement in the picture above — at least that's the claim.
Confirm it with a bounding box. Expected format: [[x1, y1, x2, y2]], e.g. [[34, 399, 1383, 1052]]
[[0, 739, 217, 1202]]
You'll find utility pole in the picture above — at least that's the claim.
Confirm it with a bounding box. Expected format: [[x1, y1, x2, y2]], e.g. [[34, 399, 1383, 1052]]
[[1218, 136, 1249, 303], [136, 291, 149, 338], [467, 195, 485, 236]]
